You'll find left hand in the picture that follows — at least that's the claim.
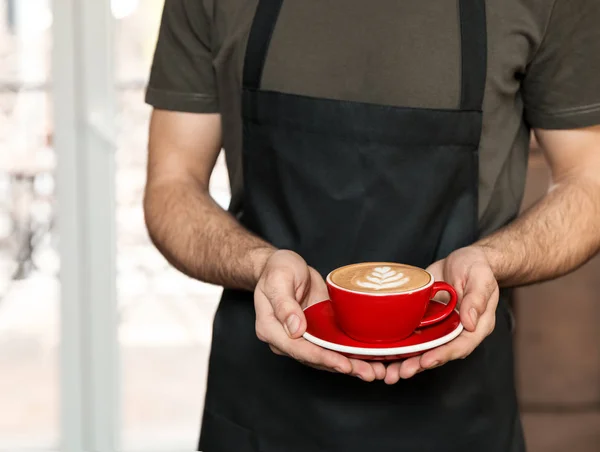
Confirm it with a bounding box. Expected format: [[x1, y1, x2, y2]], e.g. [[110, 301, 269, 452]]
[[384, 246, 499, 384]]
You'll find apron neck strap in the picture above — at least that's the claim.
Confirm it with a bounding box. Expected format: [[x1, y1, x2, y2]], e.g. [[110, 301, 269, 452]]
[[243, 0, 487, 112], [243, 0, 284, 91], [458, 0, 487, 111]]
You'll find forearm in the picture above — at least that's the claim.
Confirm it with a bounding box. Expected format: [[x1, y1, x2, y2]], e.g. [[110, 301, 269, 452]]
[[476, 177, 600, 287], [144, 179, 275, 291]]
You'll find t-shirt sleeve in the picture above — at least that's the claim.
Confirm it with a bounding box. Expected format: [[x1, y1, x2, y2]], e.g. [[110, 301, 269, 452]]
[[145, 0, 218, 113], [522, 0, 600, 129]]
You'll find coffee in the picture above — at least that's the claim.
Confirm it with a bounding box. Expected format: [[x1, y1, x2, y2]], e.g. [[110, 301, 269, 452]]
[[329, 262, 431, 294]]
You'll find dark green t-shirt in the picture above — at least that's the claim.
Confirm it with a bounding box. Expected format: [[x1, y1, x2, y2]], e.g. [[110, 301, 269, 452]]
[[146, 0, 600, 236]]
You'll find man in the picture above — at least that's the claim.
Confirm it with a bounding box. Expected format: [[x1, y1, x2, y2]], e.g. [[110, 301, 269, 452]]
[[143, 1, 600, 451]]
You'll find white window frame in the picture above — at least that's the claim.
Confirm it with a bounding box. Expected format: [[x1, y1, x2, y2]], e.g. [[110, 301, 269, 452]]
[[53, 0, 119, 450]]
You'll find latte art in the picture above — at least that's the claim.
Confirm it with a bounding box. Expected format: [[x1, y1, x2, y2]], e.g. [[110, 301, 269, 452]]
[[330, 262, 431, 294], [356, 266, 410, 291]]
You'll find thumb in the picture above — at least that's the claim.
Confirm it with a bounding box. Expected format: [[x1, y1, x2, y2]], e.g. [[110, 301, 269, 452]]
[[273, 293, 307, 339], [458, 263, 496, 332], [265, 271, 308, 339]]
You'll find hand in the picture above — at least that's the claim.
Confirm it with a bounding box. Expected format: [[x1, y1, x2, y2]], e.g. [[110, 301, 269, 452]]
[[384, 246, 499, 384], [254, 250, 386, 381]]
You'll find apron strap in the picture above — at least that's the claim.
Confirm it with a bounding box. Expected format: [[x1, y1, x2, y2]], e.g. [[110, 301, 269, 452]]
[[243, 0, 284, 90], [459, 0, 487, 111], [243, 0, 487, 112]]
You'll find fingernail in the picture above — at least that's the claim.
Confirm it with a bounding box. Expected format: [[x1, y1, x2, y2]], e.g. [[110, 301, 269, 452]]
[[286, 315, 300, 335], [428, 361, 440, 369], [334, 366, 345, 373], [470, 308, 478, 327]]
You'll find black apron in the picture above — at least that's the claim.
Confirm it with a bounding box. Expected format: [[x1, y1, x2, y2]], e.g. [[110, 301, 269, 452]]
[[200, 1, 525, 451]]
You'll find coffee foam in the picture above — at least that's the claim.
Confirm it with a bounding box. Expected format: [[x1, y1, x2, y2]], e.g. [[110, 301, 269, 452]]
[[330, 263, 431, 294]]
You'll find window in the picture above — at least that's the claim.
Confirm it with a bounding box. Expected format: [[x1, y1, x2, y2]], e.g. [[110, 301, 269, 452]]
[[0, 0, 59, 449]]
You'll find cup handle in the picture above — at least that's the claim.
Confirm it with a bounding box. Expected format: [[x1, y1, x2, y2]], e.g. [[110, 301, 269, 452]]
[[418, 282, 458, 328]]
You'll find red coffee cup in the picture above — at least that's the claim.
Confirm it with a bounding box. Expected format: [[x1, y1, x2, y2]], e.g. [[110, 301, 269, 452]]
[[326, 263, 458, 343]]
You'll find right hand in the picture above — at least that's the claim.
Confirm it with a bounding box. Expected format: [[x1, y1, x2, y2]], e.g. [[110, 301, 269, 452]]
[[254, 250, 386, 381]]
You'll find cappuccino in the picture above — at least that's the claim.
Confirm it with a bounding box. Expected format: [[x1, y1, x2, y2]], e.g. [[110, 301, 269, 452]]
[[329, 262, 431, 294]]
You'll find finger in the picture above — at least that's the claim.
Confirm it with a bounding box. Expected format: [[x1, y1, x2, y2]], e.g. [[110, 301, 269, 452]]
[[420, 299, 498, 368], [269, 348, 339, 373], [306, 363, 338, 373], [459, 263, 497, 331], [269, 343, 346, 374], [350, 359, 388, 382], [397, 356, 424, 380], [349, 359, 378, 381], [384, 359, 412, 385], [419, 334, 475, 368], [384, 358, 422, 384], [295, 340, 354, 374], [257, 286, 354, 374], [274, 334, 353, 374], [272, 328, 380, 380], [384, 362, 401, 385], [370, 361, 387, 380], [271, 296, 307, 339]]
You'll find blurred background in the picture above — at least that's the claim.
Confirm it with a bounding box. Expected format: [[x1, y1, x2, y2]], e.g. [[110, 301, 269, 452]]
[[0, 1, 598, 451]]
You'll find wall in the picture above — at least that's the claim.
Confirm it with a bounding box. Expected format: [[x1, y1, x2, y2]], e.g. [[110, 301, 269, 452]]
[[516, 147, 600, 452]]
